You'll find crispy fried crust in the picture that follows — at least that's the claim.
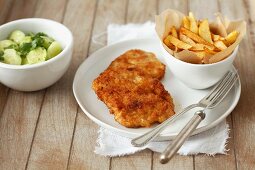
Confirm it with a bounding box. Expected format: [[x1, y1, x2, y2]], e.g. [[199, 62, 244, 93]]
[[108, 49, 166, 80], [92, 69, 175, 127], [92, 49, 175, 127]]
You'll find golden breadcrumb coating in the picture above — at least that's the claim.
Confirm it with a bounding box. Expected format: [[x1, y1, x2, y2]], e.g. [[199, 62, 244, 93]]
[[108, 49, 165, 80], [92, 50, 175, 128]]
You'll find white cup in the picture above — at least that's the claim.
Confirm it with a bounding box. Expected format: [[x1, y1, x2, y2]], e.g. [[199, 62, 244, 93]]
[[161, 44, 238, 89]]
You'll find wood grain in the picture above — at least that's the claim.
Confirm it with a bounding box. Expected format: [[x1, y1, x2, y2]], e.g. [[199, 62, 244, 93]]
[[153, 1, 194, 169], [0, 1, 255, 170], [89, 0, 127, 53], [127, 0, 157, 23], [24, 0, 74, 169], [158, 0, 188, 14], [0, 0, 39, 117], [111, 150, 152, 170], [0, 1, 41, 170], [110, 0, 157, 169], [34, 0, 66, 21], [0, 0, 14, 24], [193, 118, 237, 170], [189, 1, 237, 169], [245, 0, 255, 22], [68, 0, 127, 169], [0, 0, 14, 119], [8, 0, 38, 22], [0, 91, 44, 170], [220, 0, 255, 169], [0, 86, 9, 116]]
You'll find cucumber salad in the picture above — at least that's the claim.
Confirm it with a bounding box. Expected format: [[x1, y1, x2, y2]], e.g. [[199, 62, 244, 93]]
[[0, 30, 62, 65]]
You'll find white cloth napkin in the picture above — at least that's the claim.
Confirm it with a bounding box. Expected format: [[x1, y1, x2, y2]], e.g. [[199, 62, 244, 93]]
[[94, 22, 230, 157]]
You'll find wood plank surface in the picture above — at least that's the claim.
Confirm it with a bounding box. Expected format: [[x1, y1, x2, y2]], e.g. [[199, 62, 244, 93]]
[[0, 0, 255, 170], [153, 1, 194, 169], [188, 1, 237, 169], [0, 0, 38, 116], [67, 0, 126, 169], [0, 91, 43, 170], [220, 0, 255, 169], [0, 1, 41, 170], [110, 0, 157, 169], [218, 1, 247, 170], [23, 0, 72, 169], [0, 0, 14, 118], [0, 0, 14, 24], [8, 0, 38, 21], [126, 0, 157, 23], [26, 0, 97, 169]]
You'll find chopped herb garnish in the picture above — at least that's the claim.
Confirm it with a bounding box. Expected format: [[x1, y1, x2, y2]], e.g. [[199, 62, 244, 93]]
[[19, 42, 33, 56], [32, 37, 44, 48], [4, 44, 18, 50], [0, 30, 62, 65], [35, 32, 47, 37]]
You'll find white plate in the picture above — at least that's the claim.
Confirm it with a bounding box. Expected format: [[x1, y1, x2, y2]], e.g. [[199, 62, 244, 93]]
[[73, 38, 241, 140]]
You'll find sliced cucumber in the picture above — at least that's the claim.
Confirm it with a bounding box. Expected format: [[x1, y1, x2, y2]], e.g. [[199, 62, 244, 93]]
[[22, 57, 29, 65], [9, 30, 26, 44], [1, 30, 63, 65], [0, 51, 4, 61], [26, 47, 47, 64], [0, 40, 16, 51], [47, 41, 62, 59], [20, 36, 32, 45], [41, 36, 54, 49], [3, 49, 22, 65]]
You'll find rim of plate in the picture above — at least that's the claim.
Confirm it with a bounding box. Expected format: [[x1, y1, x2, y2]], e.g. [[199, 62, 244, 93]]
[[72, 38, 241, 140]]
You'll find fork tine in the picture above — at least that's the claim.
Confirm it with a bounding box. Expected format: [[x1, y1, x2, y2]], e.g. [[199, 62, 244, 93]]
[[204, 71, 233, 101], [210, 72, 237, 102], [210, 76, 238, 108], [208, 72, 238, 108]]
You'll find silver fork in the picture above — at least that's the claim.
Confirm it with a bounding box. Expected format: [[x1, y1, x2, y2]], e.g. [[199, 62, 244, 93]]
[[160, 71, 238, 164], [131, 71, 238, 147]]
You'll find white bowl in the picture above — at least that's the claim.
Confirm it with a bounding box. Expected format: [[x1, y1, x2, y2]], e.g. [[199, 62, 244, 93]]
[[0, 18, 73, 91], [160, 44, 238, 89]]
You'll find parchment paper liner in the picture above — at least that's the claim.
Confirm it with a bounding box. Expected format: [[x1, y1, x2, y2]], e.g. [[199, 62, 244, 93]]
[[155, 9, 246, 64]]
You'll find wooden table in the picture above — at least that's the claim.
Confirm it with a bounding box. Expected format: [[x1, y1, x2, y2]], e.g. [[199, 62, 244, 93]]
[[0, 0, 254, 169]]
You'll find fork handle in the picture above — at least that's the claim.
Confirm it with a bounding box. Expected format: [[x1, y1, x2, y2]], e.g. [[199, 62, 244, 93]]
[[160, 110, 206, 164], [131, 104, 198, 147]]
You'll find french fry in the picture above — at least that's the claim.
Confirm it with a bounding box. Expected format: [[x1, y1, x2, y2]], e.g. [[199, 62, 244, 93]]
[[219, 36, 225, 41], [165, 35, 192, 50], [190, 44, 205, 51], [204, 48, 217, 55], [180, 27, 214, 49], [193, 51, 207, 59], [198, 19, 213, 44], [212, 34, 220, 41], [163, 36, 175, 50], [214, 40, 227, 50], [179, 33, 196, 45], [182, 16, 190, 29], [188, 12, 198, 34], [162, 12, 240, 63], [171, 26, 178, 38], [225, 30, 239, 45]]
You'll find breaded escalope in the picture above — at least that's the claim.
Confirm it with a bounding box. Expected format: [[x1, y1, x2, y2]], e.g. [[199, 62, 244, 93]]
[[92, 68, 175, 127], [108, 49, 165, 80]]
